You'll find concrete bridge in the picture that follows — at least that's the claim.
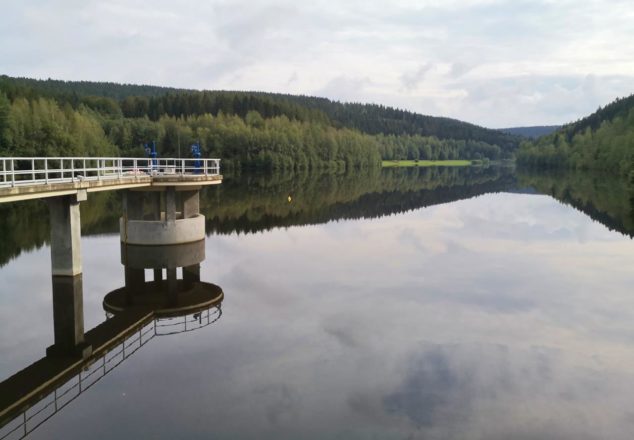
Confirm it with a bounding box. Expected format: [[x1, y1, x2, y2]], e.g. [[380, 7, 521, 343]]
[[0, 157, 222, 276], [0, 156, 226, 438]]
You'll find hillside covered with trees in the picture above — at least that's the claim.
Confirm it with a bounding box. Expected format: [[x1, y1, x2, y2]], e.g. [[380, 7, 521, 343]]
[[516, 94, 634, 175], [499, 125, 560, 138], [0, 75, 519, 170]]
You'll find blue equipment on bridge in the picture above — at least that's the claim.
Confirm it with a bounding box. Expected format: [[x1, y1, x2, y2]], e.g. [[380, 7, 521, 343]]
[[144, 141, 158, 170], [191, 142, 202, 174]]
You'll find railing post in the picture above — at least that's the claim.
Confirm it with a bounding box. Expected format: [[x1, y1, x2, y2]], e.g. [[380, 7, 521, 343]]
[[71, 159, 75, 180], [31, 159, 35, 182], [61, 158, 64, 180], [45, 158, 49, 183], [181, 159, 185, 175], [10, 159, 14, 187], [118, 158, 122, 178]]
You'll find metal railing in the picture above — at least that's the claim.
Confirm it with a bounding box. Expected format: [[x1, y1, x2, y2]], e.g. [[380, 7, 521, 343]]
[[0, 157, 221, 188], [0, 306, 222, 440]]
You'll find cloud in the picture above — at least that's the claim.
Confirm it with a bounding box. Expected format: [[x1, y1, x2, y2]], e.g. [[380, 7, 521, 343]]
[[401, 63, 434, 91], [1, 0, 633, 126]]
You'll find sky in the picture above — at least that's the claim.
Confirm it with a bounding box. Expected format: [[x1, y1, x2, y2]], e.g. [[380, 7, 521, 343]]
[[1, 0, 633, 128]]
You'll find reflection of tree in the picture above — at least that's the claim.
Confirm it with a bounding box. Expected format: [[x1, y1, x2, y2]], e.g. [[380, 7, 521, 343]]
[[7, 168, 631, 266], [0, 191, 122, 267], [517, 170, 634, 237], [200, 167, 517, 234], [0, 167, 515, 266]]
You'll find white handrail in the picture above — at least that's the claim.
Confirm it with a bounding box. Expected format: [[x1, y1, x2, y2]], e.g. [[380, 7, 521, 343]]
[[0, 157, 221, 188]]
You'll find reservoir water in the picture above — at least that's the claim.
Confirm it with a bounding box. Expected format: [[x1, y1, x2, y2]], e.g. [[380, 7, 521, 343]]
[[1, 166, 633, 439]]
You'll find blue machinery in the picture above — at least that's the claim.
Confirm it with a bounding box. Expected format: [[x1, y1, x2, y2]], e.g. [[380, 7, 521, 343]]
[[191, 143, 202, 174], [144, 141, 203, 173], [144, 141, 158, 170]]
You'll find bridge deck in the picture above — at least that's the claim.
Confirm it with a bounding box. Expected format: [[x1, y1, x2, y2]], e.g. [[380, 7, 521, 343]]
[[0, 157, 222, 203]]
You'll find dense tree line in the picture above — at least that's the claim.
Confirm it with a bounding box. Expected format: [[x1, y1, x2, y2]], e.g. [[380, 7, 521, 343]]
[[517, 96, 634, 175], [0, 75, 189, 101], [279, 96, 520, 154], [0, 94, 117, 157], [0, 88, 508, 170], [498, 125, 560, 139], [0, 92, 381, 170], [376, 133, 502, 160], [0, 75, 516, 161]]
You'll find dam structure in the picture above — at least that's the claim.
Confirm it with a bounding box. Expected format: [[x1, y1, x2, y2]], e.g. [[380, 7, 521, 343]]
[[0, 157, 221, 275], [0, 156, 224, 439]]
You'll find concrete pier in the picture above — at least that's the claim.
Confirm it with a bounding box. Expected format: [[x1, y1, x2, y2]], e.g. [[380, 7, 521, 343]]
[[120, 186, 205, 245], [47, 192, 85, 276]]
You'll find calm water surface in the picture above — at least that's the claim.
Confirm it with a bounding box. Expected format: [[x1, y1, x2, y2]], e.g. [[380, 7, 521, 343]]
[[1, 167, 634, 439]]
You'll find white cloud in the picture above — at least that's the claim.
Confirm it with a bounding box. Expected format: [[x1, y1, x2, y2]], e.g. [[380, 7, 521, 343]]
[[1, 0, 633, 126]]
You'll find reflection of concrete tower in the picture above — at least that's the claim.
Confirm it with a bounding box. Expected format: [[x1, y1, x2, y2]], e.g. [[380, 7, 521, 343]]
[[0, 241, 223, 439], [103, 240, 223, 317]]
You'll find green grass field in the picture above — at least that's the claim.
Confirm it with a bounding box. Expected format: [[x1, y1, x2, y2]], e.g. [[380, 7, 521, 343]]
[[382, 160, 474, 167]]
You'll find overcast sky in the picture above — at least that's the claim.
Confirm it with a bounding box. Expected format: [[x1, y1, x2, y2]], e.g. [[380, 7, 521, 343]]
[[1, 0, 633, 127]]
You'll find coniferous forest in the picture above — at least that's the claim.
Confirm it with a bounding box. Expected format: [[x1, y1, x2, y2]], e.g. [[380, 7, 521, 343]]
[[0, 75, 519, 171], [516, 94, 634, 176]]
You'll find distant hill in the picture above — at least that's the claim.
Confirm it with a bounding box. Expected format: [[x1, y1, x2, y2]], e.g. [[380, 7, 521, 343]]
[[499, 126, 560, 138], [516, 94, 634, 174], [0, 75, 520, 153], [0, 75, 190, 100], [0, 74, 525, 169]]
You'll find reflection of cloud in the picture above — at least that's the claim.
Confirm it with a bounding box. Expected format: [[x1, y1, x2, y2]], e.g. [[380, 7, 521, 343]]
[[377, 343, 623, 439], [253, 382, 301, 426], [383, 345, 471, 428]]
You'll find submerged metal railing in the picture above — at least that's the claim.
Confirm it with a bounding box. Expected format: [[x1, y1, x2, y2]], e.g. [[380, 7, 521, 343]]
[[0, 157, 221, 188], [0, 306, 222, 440]]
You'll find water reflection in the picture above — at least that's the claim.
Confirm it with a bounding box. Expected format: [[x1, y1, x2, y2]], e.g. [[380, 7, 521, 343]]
[[0, 241, 223, 440], [1, 167, 634, 439], [2, 166, 632, 269]]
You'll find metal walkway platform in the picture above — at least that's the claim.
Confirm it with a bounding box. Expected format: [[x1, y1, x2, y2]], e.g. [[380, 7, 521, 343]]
[[0, 157, 222, 203]]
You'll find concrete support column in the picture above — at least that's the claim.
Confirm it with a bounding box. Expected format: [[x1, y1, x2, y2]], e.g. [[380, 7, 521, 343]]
[[48, 193, 84, 276], [181, 190, 200, 219], [150, 192, 161, 221], [123, 190, 144, 221], [165, 187, 176, 224]]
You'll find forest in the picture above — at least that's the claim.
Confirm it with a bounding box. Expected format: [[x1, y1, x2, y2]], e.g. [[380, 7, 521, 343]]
[[0, 75, 518, 170], [516, 94, 634, 176]]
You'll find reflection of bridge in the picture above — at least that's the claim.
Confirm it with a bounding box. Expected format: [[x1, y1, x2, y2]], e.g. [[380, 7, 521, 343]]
[[0, 241, 224, 440], [0, 306, 221, 440], [0, 156, 226, 438]]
